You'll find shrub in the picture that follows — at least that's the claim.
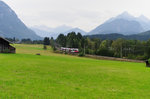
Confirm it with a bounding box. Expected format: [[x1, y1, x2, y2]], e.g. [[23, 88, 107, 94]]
[[148, 58, 150, 63], [52, 46, 57, 51], [127, 54, 136, 59], [136, 55, 147, 60], [43, 45, 47, 50], [78, 52, 85, 57]]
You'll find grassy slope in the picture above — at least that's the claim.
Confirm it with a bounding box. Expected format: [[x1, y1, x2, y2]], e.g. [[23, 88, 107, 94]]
[[0, 44, 149, 99]]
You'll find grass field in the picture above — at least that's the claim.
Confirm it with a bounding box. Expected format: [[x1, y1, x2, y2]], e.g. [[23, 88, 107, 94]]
[[0, 44, 149, 99]]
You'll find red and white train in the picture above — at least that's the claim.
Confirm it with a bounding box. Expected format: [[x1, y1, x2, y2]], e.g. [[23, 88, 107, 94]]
[[61, 47, 79, 53]]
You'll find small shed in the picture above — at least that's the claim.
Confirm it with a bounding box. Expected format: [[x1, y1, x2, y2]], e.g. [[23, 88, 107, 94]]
[[0, 37, 15, 53]]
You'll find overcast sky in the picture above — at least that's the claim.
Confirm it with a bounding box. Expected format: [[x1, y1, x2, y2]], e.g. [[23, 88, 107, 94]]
[[4, 0, 150, 32]]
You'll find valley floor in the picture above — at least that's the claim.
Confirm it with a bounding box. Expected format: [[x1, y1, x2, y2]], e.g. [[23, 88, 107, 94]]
[[0, 44, 148, 99]]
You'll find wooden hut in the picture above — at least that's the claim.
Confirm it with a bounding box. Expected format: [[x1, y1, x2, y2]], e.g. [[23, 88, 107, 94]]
[[0, 37, 15, 53]]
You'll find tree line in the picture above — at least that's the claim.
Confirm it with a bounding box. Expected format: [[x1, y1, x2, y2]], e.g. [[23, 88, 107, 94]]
[[6, 38, 43, 44], [56, 32, 150, 60], [6, 32, 150, 60]]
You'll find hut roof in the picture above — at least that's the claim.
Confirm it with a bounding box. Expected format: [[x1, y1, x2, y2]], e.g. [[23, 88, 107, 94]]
[[0, 37, 13, 44]]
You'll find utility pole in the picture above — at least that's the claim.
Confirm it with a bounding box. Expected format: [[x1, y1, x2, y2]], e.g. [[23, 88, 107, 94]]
[[84, 44, 85, 55], [120, 45, 123, 58]]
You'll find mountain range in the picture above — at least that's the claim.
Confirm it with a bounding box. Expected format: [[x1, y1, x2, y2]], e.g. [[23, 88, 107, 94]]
[[0, 1, 41, 40], [89, 12, 150, 35], [32, 12, 150, 38], [1, 0, 150, 40], [31, 25, 87, 38]]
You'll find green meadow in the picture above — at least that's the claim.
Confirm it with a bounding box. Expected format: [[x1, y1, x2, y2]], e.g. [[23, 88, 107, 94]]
[[0, 44, 149, 99]]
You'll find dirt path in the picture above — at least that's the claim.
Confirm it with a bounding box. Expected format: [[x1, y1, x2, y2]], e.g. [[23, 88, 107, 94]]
[[85, 54, 144, 63]]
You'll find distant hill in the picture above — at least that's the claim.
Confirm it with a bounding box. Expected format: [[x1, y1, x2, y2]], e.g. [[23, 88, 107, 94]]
[[32, 25, 73, 33], [86, 33, 125, 40], [86, 31, 150, 41], [31, 26, 87, 38], [30, 27, 52, 38], [31, 25, 73, 38], [63, 28, 87, 35], [0, 1, 41, 40], [89, 12, 150, 35], [138, 30, 150, 36]]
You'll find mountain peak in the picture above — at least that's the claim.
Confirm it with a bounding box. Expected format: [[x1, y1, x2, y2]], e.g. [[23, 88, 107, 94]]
[[121, 11, 130, 16], [116, 11, 135, 20], [73, 27, 80, 30], [64, 27, 87, 35], [105, 11, 134, 23]]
